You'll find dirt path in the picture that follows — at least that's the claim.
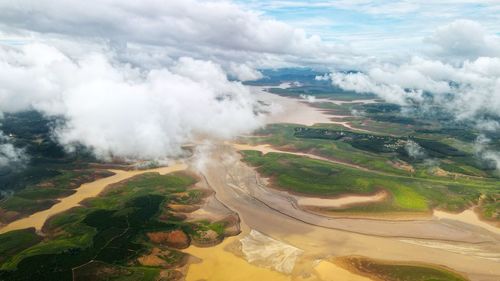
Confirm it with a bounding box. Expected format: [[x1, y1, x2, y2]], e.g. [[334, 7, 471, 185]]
[[0, 164, 187, 234]]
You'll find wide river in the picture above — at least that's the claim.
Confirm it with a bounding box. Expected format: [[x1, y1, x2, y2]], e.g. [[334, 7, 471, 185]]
[[1, 87, 499, 281]]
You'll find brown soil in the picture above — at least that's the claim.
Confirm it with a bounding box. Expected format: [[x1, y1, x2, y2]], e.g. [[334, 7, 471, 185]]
[[391, 160, 415, 173], [220, 214, 242, 236], [138, 248, 168, 267], [147, 230, 191, 249], [159, 270, 184, 281], [191, 229, 223, 247], [138, 248, 188, 269]]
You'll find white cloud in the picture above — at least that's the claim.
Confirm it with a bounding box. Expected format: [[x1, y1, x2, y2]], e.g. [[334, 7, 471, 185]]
[[474, 135, 500, 172], [405, 140, 426, 160], [0, 132, 27, 169], [329, 71, 414, 105], [299, 94, 316, 103], [0, 2, 499, 165], [329, 55, 500, 120], [326, 20, 500, 125], [0, 0, 343, 68], [228, 63, 263, 81], [425, 19, 500, 60], [0, 43, 263, 161], [0, 0, 355, 163]]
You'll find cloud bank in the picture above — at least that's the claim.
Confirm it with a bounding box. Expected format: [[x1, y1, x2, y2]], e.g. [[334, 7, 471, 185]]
[[0, 132, 27, 169], [0, 43, 263, 160], [0, 0, 349, 69], [0, 0, 353, 165], [1, 1, 499, 168], [327, 20, 500, 122], [324, 20, 500, 170]]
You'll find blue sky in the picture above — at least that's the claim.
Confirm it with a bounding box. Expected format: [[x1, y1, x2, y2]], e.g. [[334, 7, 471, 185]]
[[236, 1, 500, 55]]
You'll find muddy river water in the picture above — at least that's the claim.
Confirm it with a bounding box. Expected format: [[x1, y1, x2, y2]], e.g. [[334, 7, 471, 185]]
[[183, 144, 499, 281], [181, 87, 500, 281]]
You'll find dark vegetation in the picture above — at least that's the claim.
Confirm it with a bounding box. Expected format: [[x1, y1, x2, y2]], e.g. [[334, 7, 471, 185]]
[[0, 111, 95, 194], [0, 170, 114, 225], [0, 172, 230, 280], [0, 229, 42, 264], [293, 127, 468, 160], [0, 195, 165, 280]]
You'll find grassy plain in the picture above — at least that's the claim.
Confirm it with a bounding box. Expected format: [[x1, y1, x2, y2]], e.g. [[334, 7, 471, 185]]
[[241, 149, 497, 213]]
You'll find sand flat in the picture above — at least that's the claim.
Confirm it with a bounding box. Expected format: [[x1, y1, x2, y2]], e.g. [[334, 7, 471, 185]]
[[434, 209, 500, 235], [314, 260, 373, 281], [296, 191, 387, 208], [0, 163, 187, 234], [197, 145, 500, 280], [183, 234, 291, 281], [254, 87, 333, 126], [254, 86, 373, 132]]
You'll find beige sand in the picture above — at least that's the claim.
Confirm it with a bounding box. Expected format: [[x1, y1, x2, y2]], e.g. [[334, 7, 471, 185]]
[[254, 86, 374, 132], [254, 88, 333, 126], [183, 234, 291, 281], [296, 191, 387, 208], [434, 209, 500, 235], [0, 164, 187, 234], [195, 145, 500, 281], [240, 229, 303, 274], [313, 260, 373, 281], [399, 238, 500, 262]]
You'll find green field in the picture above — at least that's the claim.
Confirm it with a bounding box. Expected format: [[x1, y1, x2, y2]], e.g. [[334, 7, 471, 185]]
[[241, 150, 497, 213], [0, 229, 42, 264], [336, 256, 469, 281]]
